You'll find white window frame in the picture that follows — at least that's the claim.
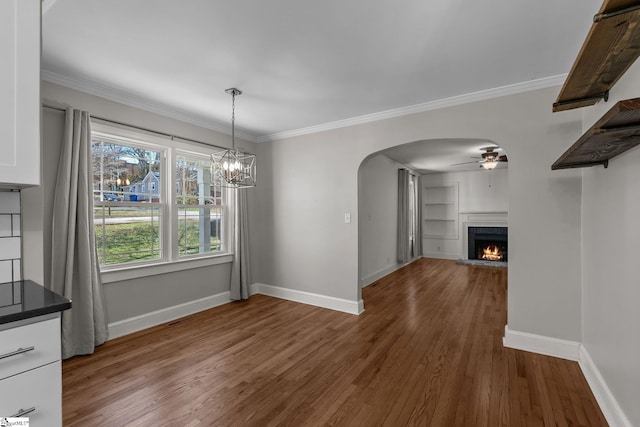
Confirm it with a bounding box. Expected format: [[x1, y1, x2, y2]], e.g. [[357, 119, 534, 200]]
[[173, 148, 228, 260], [91, 122, 233, 283]]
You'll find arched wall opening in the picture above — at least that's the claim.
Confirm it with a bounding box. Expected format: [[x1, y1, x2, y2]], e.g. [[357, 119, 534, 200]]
[[253, 86, 583, 343], [357, 138, 509, 298]]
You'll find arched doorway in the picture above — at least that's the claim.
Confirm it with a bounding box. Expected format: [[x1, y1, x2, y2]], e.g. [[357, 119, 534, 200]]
[[357, 138, 509, 302]]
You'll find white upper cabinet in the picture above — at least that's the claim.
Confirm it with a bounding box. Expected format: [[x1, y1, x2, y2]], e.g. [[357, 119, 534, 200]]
[[0, 0, 41, 188]]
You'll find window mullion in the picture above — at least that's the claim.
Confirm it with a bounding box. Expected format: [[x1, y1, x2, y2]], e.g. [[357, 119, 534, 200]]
[[167, 148, 178, 262]]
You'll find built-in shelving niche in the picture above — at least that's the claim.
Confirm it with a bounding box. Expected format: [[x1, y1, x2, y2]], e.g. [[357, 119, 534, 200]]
[[552, 98, 640, 170], [423, 183, 459, 239]]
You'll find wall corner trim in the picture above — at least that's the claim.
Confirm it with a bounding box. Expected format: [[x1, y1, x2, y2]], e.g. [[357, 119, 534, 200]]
[[502, 325, 581, 361], [107, 291, 231, 340], [251, 283, 364, 315], [579, 346, 633, 427]]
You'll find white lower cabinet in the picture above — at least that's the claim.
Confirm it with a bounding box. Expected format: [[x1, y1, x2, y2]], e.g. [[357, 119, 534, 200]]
[[0, 316, 62, 426], [0, 361, 62, 424]]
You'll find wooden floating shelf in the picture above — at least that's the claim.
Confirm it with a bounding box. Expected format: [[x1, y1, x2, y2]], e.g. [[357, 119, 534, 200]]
[[553, 0, 640, 112], [552, 98, 640, 169]]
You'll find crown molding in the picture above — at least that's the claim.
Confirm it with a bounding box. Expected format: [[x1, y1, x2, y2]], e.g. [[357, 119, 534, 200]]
[[43, 69, 566, 144], [41, 69, 259, 142], [257, 74, 567, 143]]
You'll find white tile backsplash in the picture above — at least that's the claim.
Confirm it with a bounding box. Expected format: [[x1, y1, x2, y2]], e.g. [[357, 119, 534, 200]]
[[0, 191, 21, 283], [0, 237, 20, 260], [0, 191, 20, 214], [12, 214, 20, 236], [0, 260, 11, 283], [0, 216, 11, 237], [12, 260, 21, 281]]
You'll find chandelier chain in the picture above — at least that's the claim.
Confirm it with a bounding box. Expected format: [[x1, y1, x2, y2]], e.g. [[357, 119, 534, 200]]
[[231, 90, 236, 150]]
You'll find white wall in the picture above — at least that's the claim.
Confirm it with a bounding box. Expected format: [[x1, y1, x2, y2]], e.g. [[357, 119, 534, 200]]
[[252, 134, 360, 302], [580, 59, 640, 426], [22, 81, 257, 326], [422, 168, 508, 259], [254, 84, 584, 342], [358, 154, 406, 287]]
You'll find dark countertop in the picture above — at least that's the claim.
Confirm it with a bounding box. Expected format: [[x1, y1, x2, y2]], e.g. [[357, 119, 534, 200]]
[[0, 280, 72, 325]]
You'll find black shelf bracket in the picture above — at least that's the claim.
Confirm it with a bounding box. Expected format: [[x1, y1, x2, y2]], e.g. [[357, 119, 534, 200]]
[[552, 91, 609, 110]]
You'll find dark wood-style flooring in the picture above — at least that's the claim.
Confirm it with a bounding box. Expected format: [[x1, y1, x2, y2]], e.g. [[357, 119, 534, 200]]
[[62, 258, 607, 426]]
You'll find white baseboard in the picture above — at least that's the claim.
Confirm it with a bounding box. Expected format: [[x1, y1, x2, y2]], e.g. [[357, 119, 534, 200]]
[[421, 252, 459, 260], [503, 326, 633, 426], [502, 325, 581, 361], [107, 283, 364, 340], [251, 283, 364, 315], [579, 346, 633, 427], [361, 264, 401, 288], [108, 291, 231, 340], [360, 257, 421, 288]]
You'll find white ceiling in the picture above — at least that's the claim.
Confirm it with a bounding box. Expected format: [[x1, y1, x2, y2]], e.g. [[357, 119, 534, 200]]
[[42, 0, 601, 170], [381, 139, 507, 174]]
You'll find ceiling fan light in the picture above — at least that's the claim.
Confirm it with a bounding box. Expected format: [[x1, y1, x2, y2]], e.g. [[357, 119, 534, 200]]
[[481, 160, 498, 170]]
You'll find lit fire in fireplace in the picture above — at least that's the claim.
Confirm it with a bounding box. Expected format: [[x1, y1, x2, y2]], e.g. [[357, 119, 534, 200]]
[[481, 245, 504, 261]]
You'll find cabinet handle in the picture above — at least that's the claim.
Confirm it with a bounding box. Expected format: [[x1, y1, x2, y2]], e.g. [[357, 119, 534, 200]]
[[11, 407, 36, 417], [0, 346, 35, 360]]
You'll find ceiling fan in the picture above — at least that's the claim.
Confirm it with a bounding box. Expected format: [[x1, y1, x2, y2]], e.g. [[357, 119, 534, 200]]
[[452, 146, 508, 170]]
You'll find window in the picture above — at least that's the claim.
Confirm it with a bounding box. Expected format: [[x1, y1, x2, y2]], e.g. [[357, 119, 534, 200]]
[[91, 125, 228, 270], [92, 138, 162, 265], [176, 153, 224, 256]]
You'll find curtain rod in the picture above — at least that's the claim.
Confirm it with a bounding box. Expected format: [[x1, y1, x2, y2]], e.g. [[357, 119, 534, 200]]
[[42, 104, 226, 150]]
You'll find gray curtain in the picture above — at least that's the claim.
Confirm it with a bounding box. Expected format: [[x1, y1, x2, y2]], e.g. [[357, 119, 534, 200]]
[[230, 189, 252, 300], [397, 169, 410, 263], [414, 175, 422, 257], [50, 108, 108, 359]]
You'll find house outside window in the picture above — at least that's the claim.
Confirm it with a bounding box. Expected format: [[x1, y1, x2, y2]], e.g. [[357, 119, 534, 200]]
[[91, 124, 229, 269]]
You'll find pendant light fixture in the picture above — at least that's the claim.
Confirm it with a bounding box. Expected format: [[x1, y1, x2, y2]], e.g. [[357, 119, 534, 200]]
[[210, 88, 257, 188]]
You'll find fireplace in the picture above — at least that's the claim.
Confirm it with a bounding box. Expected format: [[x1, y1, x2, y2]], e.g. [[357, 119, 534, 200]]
[[467, 226, 508, 263]]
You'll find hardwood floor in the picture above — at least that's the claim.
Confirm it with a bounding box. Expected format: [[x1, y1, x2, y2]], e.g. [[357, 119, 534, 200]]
[[62, 258, 607, 426]]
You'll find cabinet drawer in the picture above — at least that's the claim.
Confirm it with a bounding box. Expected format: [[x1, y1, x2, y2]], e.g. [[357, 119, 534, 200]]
[[0, 317, 60, 380], [0, 361, 62, 427]]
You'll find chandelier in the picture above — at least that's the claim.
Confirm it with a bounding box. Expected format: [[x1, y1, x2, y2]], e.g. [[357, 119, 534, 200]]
[[211, 88, 257, 188]]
